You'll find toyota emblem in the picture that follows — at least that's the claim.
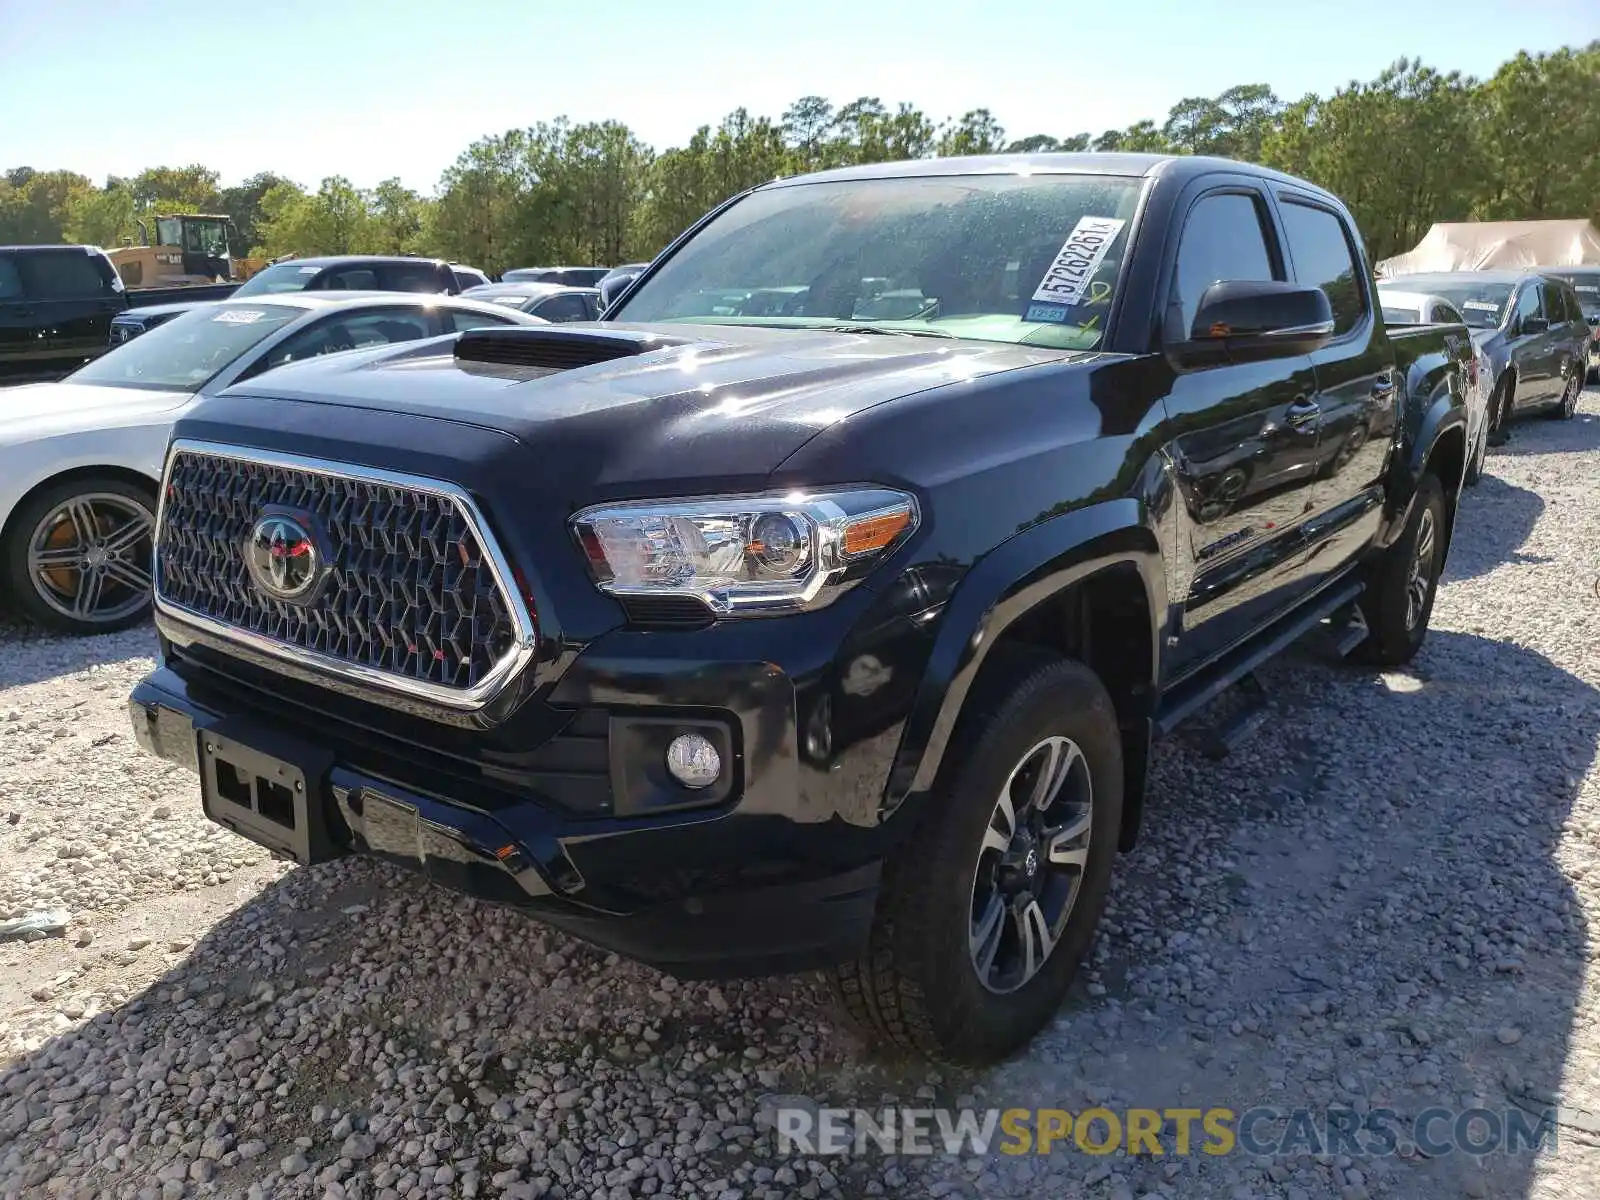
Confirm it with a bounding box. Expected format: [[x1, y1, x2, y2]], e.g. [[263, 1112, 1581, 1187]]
[[244, 514, 322, 603]]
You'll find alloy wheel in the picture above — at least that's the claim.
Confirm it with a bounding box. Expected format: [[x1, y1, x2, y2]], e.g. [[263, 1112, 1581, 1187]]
[[25, 493, 155, 625], [968, 735, 1094, 994], [1404, 507, 1436, 632]]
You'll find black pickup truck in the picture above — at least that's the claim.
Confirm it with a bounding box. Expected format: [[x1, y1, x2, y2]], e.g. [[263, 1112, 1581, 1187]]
[[128, 153, 1473, 1065]]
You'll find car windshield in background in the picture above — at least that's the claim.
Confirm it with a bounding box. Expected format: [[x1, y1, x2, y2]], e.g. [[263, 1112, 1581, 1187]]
[[1403, 280, 1514, 329], [614, 173, 1145, 350], [68, 304, 300, 390], [231, 262, 324, 297], [1381, 305, 1422, 324], [1547, 270, 1600, 317]]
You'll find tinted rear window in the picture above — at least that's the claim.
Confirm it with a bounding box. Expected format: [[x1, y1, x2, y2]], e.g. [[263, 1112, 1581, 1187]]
[[372, 264, 447, 292], [17, 249, 114, 299], [0, 256, 22, 299], [1279, 201, 1367, 335]]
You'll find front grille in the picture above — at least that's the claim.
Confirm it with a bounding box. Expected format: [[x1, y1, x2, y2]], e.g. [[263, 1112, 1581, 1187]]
[[155, 445, 529, 703]]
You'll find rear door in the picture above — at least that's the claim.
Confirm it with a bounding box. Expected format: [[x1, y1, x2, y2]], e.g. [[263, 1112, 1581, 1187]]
[[16, 248, 124, 366], [1270, 190, 1396, 578]]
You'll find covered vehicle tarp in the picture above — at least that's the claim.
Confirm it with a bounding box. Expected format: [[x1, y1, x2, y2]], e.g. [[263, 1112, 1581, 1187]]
[[1376, 219, 1600, 277]]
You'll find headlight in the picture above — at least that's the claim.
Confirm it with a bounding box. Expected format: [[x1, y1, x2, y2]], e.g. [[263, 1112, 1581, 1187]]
[[571, 487, 919, 616]]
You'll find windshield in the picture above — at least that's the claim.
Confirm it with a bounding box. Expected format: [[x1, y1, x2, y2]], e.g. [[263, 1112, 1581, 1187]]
[[69, 304, 300, 390], [1403, 279, 1513, 329], [614, 173, 1145, 349], [1547, 270, 1600, 316], [232, 262, 324, 297]]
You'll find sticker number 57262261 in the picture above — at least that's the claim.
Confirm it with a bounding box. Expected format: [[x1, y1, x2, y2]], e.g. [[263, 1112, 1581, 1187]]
[[1030, 216, 1127, 309]]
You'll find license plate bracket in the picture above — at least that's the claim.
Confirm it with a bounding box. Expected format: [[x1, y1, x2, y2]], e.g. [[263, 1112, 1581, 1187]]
[[196, 717, 339, 865]]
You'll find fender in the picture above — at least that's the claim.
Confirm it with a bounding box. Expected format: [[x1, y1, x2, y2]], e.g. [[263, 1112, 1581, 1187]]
[[883, 497, 1167, 818], [1377, 386, 1469, 552]]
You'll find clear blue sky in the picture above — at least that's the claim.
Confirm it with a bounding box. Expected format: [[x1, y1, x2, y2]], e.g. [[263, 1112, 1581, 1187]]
[[1, 0, 1593, 193]]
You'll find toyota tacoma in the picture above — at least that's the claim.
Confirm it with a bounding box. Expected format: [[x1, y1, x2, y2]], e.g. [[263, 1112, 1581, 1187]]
[[128, 153, 1474, 1065]]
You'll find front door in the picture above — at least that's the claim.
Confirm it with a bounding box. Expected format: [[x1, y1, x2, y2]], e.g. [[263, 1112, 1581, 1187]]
[[1506, 282, 1553, 410], [1160, 186, 1324, 681]]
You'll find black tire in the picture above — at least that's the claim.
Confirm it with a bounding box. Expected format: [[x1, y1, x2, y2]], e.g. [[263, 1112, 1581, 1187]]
[[1355, 472, 1446, 667], [829, 655, 1123, 1065], [1485, 375, 1513, 445], [1, 476, 156, 635], [1546, 368, 1581, 420], [1463, 417, 1487, 486]]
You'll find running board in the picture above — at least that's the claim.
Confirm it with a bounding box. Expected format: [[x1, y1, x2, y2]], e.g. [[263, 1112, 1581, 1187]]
[[1155, 577, 1366, 741]]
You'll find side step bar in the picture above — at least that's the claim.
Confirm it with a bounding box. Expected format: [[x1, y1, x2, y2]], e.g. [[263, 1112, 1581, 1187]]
[[1155, 577, 1366, 744]]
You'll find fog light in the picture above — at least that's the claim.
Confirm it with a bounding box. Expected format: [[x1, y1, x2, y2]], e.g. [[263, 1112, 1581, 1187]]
[[666, 733, 721, 789]]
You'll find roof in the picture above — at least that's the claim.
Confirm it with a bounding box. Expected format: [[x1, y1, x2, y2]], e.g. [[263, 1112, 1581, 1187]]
[[125, 291, 545, 318], [462, 282, 598, 300], [1377, 220, 1600, 276], [1390, 270, 1542, 286], [762, 152, 1321, 192], [260, 255, 447, 269], [0, 244, 103, 254]]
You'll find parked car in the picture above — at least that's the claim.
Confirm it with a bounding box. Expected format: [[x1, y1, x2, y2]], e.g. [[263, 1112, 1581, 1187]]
[[596, 262, 652, 311], [501, 266, 610, 288], [127, 152, 1473, 1066], [0, 293, 545, 634], [111, 256, 473, 345], [449, 263, 492, 290], [1387, 270, 1590, 434], [1378, 283, 1490, 483], [461, 282, 601, 322], [0, 245, 129, 383], [1541, 267, 1600, 381]]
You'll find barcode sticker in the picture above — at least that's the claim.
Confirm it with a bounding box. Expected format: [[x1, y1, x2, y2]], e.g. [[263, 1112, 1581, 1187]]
[[212, 309, 266, 324], [1029, 217, 1126, 309]]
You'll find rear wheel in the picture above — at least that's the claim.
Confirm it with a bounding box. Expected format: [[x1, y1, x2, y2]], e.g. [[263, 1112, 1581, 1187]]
[[1, 477, 156, 635], [1355, 472, 1446, 667], [829, 655, 1123, 1065], [1547, 368, 1581, 420]]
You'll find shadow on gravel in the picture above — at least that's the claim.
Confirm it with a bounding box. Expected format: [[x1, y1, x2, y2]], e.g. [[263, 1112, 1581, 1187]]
[[1443, 478, 1546, 581], [1493, 406, 1600, 458], [0, 617, 156, 690]]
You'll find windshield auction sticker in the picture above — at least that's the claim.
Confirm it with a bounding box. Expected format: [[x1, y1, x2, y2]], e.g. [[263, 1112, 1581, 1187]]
[[1029, 217, 1126, 314], [212, 310, 266, 324]]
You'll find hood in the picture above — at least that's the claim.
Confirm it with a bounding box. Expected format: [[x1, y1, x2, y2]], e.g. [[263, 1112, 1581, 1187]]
[[120, 300, 212, 321], [0, 381, 192, 444], [199, 322, 1091, 495]]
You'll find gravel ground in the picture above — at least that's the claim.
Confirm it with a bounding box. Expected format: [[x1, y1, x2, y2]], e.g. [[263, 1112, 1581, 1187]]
[[2, 388, 1599, 1200]]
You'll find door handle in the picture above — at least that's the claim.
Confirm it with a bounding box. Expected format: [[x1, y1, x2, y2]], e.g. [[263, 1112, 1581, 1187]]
[[1285, 397, 1321, 429]]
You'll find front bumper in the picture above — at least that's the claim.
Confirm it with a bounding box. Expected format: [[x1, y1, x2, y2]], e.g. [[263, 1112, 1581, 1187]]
[[128, 665, 881, 978]]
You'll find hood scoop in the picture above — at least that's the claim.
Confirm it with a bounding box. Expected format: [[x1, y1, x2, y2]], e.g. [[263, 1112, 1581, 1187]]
[[454, 325, 697, 372]]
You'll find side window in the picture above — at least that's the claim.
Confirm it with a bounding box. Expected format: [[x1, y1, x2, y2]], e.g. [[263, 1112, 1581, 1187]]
[[1278, 200, 1368, 336], [17, 250, 116, 300], [1171, 192, 1278, 338], [531, 293, 592, 323], [261, 308, 437, 368], [373, 265, 448, 293], [322, 269, 378, 291], [448, 309, 517, 332], [0, 256, 23, 299], [1513, 285, 1542, 333], [1554, 283, 1578, 324]]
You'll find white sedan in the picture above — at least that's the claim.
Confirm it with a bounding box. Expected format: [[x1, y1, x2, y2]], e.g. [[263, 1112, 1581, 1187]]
[[0, 292, 545, 635]]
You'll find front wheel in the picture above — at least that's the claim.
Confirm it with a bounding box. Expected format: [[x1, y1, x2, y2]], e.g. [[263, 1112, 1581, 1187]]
[[1355, 472, 1446, 667], [1464, 414, 1488, 486], [1, 477, 156, 635], [829, 655, 1123, 1065]]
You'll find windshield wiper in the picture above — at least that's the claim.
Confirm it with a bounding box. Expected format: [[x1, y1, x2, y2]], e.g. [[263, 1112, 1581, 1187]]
[[811, 322, 956, 339]]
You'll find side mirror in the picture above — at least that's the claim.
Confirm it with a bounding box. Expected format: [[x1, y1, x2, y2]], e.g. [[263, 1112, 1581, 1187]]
[[1170, 280, 1335, 367], [1519, 316, 1548, 336], [598, 270, 642, 316]]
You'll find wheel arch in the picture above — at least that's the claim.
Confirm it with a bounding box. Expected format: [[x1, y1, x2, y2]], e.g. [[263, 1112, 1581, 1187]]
[[883, 498, 1167, 850], [0, 464, 161, 553]]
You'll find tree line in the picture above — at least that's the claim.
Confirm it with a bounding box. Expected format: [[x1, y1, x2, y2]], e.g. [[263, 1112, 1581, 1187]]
[[2, 43, 1594, 275]]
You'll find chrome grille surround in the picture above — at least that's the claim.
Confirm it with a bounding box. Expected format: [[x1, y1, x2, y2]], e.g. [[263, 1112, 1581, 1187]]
[[152, 439, 537, 712]]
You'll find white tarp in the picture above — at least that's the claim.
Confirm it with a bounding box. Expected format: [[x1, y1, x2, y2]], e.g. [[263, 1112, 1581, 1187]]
[[1376, 219, 1600, 277]]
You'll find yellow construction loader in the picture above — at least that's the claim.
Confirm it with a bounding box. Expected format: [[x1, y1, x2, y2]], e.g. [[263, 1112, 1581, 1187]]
[[105, 214, 269, 290]]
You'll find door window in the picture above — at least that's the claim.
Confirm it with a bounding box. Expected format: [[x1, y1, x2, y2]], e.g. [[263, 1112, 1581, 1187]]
[[1513, 285, 1542, 334], [1171, 192, 1278, 338], [530, 293, 593, 323], [373, 264, 449, 293], [447, 309, 518, 332], [17, 250, 115, 300], [260, 307, 438, 369], [1278, 200, 1368, 335], [0, 257, 22, 300]]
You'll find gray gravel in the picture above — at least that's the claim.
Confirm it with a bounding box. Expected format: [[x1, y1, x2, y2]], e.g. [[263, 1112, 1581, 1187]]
[[3, 389, 1600, 1200]]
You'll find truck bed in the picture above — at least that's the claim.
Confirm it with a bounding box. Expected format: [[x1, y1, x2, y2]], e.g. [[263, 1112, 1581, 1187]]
[[125, 281, 240, 307]]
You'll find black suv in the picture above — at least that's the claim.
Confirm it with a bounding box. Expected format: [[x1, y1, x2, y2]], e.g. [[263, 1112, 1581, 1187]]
[[129, 154, 1473, 1065], [0, 245, 128, 382]]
